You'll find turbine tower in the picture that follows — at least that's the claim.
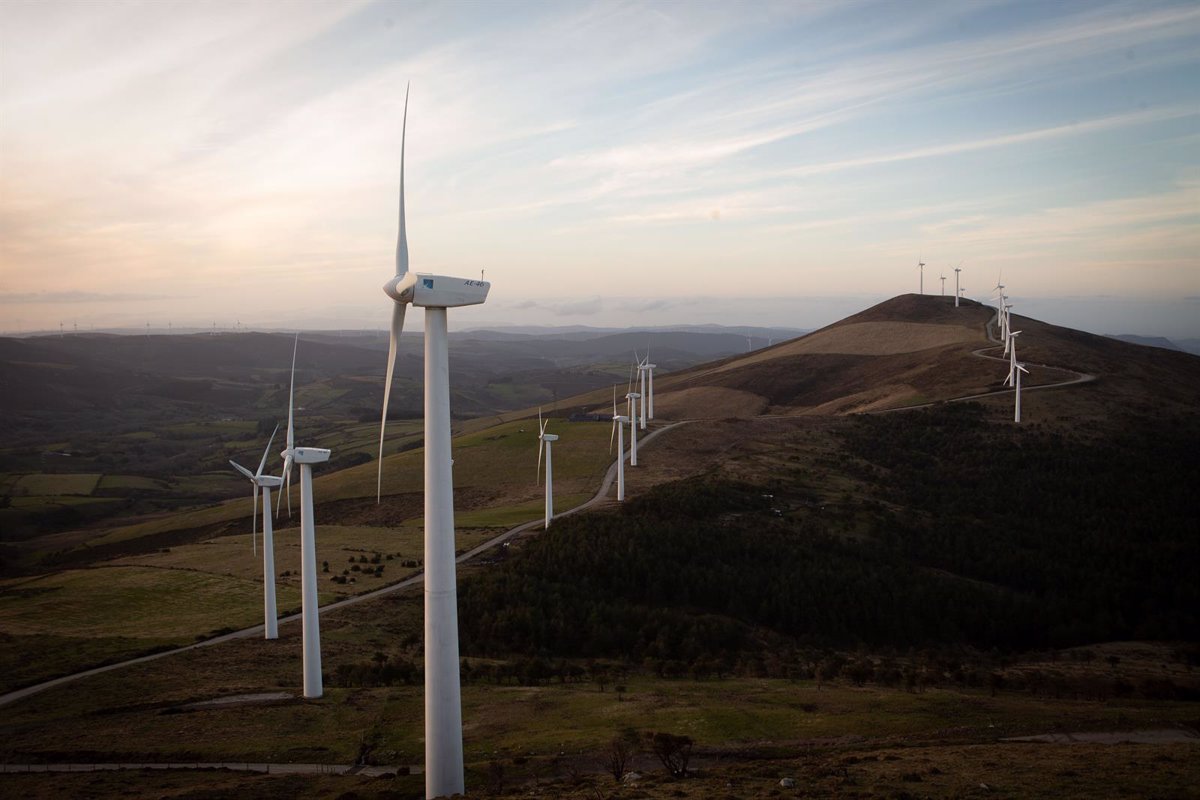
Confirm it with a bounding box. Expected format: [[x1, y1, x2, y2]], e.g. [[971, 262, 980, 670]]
[[918, 258, 925, 294], [635, 352, 648, 431], [954, 267, 962, 308], [1012, 361, 1029, 423], [644, 351, 657, 421], [940, 272, 946, 296], [609, 387, 628, 502], [229, 426, 282, 639], [535, 409, 557, 529], [377, 86, 489, 800], [1004, 330, 1022, 387], [626, 390, 641, 466], [280, 335, 330, 698]]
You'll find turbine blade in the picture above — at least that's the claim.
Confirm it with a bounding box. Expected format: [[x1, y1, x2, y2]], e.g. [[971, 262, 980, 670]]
[[277, 453, 293, 519], [229, 460, 254, 480], [252, 485, 258, 554], [396, 83, 410, 277], [285, 458, 293, 518], [378, 302, 406, 503], [538, 407, 545, 435], [536, 438, 544, 485], [255, 425, 279, 478], [286, 333, 298, 451], [612, 385, 617, 416], [609, 419, 617, 453]]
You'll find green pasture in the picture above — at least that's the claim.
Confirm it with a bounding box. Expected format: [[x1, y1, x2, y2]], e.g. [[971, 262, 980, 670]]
[[112, 523, 491, 601], [13, 473, 102, 496], [455, 492, 592, 528], [96, 474, 165, 491], [162, 420, 256, 437], [0, 566, 297, 639]]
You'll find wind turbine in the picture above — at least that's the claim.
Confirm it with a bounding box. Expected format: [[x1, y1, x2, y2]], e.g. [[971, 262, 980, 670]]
[[535, 409, 558, 529], [626, 381, 641, 468], [918, 258, 925, 294], [940, 272, 946, 296], [644, 349, 657, 421], [1002, 304, 1014, 353], [229, 426, 282, 639], [635, 352, 648, 431], [1004, 330, 1022, 387], [279, 335, 330, 698], [609, 387, 628, 502], [376, 85, 489, 800], [1012, 361, 1029, 423], [992, 278, 1007, 341], [954, 266, 962, 308]]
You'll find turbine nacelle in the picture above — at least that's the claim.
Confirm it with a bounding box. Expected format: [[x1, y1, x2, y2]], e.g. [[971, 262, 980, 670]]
[[286, 447, 331, 465], [413, 274, 490, 308]]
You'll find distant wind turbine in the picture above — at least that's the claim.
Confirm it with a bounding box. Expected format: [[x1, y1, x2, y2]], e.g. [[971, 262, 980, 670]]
[[1004, 330, 1022, 387], [940, 272, 946, 296], [535, 409, 558, 529], [1012, 361, 1030, 423], [644, 348, 657, 421], [918, 258, 925, 294], [229, 425, 282, 639], [625, 366, 641, 468], [635, 351, 649, 431], [954, 267, 962, 308], [609, 387, 628, 502], [280, 335, 330, 698]]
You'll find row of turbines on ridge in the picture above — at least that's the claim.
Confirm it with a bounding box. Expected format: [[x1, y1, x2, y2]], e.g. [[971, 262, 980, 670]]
[[916, 259, 1032, 422]]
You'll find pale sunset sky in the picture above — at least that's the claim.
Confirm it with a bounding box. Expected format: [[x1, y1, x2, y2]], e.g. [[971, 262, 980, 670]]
[[1, 0, 1198, 336]]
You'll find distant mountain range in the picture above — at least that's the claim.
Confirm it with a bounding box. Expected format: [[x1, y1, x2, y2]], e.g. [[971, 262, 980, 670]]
[[1106, 333, 1200, 356]]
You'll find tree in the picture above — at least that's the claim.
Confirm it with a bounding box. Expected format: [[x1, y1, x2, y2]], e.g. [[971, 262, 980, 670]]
[[648, 732, 692, 778], [603, 734, 635, 782]]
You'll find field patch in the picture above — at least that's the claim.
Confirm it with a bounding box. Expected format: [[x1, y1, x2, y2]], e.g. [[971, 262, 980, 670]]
[[97, 475, 166, 491], [0, 566, 283, 639], [14, 473, 102, 496]]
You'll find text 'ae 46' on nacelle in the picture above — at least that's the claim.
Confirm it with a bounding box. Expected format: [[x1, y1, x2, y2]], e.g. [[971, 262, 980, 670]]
[[413, 274, 490, 308]]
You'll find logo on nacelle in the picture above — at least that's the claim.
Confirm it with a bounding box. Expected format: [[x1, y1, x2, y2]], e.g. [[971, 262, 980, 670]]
[[423, 278, 434, 289]]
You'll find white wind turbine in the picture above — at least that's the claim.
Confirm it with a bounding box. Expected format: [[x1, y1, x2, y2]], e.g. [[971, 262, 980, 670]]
[[1004, 329, 1022, 387], [535, 409, 558, 529], [648, 345, 657, 422], [609, 387, 628, 502], [992, 277, 1007, 341], [940, 271, 946, 296], [918, 258, 925, 294], [624, 367, 641, 467], [954, 266, 962, 307], [634, 351, 649, 431], [1002, 304, 1014, 354], [376, 85, 489, 800], [279, 335, 330, 698], [1012, 361, 1030, 422], [229, 425, 282, 639]]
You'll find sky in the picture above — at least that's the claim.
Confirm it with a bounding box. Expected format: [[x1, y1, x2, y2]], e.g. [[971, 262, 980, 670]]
[[1, 0, 1198, 338]]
